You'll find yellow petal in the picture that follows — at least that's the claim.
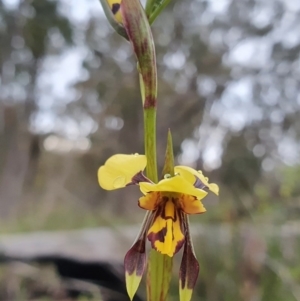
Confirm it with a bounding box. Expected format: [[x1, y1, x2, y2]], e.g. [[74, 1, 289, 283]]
[[139, 175, 207, 200], [138, 192, 160, 210], [179, 194, 206, 214], [147, 201, 185, 257], [175, 166, 219, 195], [180, 285, 193, 301], [207, 183, 219, 195], [98, 154, 146, 190]]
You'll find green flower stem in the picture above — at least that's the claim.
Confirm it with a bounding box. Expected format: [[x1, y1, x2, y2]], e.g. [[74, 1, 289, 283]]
[[143, 106, 158, 183], [139, 71, 157, 183], [147, 250, 173, 301]]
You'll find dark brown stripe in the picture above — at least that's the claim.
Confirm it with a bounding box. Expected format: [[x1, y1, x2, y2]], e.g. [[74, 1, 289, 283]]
[[124, 238, 146, 276], [111, 3, 120, 15]]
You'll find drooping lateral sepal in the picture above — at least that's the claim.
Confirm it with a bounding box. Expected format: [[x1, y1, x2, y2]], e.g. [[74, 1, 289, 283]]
[[179, 214, 199, 301], [124, 239, 147, 300], [121, 0, 157, 108], [124, 211, 153, 300]]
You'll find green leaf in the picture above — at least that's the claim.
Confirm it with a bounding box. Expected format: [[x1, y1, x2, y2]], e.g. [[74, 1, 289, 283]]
[[162, 129, 175, 177]]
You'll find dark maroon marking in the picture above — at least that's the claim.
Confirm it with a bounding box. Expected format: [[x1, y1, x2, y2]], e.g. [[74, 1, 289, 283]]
[[173, 210, 185, 254], [158, 197, 177, 221], [180, 244, 199, 289], [175, 238, 185, 254], [148, 226, 167, 243], [127, 171, 152, 186], [147, 207, 186, 255], [179, 215, 199, 289], [122, 17, 157, 109], [194, 177, 207, 190], [111, 3, 120, 15], [144, 96, 157, 109], [156, 201, 164, 216], [147, 204, 167, 246], [124, 238, 146, 276]]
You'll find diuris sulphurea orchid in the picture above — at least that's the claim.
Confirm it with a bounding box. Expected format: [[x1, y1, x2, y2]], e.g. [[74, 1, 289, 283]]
[[98, 154, 219, 301]]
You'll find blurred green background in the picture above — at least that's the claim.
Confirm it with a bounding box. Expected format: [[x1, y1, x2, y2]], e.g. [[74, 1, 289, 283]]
[[0, 0, 300, 300]]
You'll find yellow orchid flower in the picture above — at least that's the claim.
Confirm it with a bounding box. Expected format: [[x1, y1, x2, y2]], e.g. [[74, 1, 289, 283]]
[[138, 175, 207, 257], [98, 153, 218, 256], [98, 153, 219, 300]]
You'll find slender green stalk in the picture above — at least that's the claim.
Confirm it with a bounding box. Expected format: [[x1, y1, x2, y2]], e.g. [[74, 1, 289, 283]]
[[143, 107, 158, 183], [139, 71, 157, 182], [147, 250, 173, 301]]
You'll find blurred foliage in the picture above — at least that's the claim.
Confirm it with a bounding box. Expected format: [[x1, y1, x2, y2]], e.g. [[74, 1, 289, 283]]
[[0, 0, 300, 300], [0, 262, 103, 300]]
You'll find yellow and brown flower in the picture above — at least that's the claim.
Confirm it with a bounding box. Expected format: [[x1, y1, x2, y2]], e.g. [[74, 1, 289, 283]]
[[98, 153, 218, 301]]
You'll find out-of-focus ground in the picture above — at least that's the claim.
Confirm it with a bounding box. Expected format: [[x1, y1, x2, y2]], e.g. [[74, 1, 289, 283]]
[[0, 0, 300, 300]]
